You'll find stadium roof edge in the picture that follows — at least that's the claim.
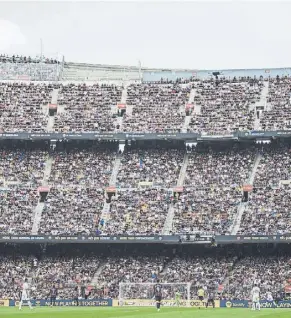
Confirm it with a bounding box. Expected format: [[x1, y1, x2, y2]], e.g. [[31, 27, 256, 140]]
[[65, 62, 291, 73], [65, 62, 198, 72]]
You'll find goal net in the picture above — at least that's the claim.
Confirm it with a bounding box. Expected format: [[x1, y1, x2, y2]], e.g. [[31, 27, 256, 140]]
[[119, 282, 191, 307]]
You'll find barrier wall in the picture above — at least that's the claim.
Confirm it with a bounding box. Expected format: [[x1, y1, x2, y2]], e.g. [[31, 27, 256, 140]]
[[9, 298, 112, 307], [122, 299, 220, 307], [123, 299, 291, 308], [5, 298, 291, 308], [220, 300, 249, 308], [220, 300, 291, 308], [143, 67, 291, 82], [0, 299, 9, 307]]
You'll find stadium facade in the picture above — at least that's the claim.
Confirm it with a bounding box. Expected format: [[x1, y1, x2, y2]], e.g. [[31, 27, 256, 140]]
[[0, 56, 291, 243], [1, 55, 291, 305]]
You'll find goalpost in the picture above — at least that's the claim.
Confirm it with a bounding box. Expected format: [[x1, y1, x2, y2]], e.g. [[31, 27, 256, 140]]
[[119, 282, 191, 307]]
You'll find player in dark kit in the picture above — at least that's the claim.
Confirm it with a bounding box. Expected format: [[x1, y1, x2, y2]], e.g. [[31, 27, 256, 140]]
[[154, 280, 162, 311], [206, 290, 215, 308], [50, 285, 58, 306], [274, 291, 282, 307], [74, 286, 79, 306]]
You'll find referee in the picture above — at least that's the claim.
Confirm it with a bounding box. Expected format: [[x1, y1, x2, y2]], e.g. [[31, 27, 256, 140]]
[[197, 287, 205, 309]]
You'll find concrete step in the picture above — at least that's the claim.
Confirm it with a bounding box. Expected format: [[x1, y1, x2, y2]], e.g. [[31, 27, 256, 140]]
[[31, 156, 54, 234], [177, 154, 189, 186], [31, 202, 45, 234], [181, 88, 197, 131], [230, 152, 262, 235], [91, 261, 107, 285], [162, 204, 175, 235], [230, 202, 247, 235], [249, 153, 262, 185], [109, 157, 122, 185], [43, 158, 53, 186], [47, 116, 55, 132], [121, 87, 128, 104], [51, 89, 59, 105]]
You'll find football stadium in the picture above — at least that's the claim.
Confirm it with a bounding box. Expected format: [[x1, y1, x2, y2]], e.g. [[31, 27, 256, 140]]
[[1, 1, 291, 318]]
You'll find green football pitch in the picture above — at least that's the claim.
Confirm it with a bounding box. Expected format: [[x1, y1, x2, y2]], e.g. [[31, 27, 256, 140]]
[[0, 307, 290, 318]]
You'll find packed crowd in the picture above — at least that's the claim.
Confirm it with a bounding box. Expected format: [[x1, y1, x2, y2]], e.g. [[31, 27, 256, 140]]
[[122, 84, 190, 132], [0, 145, 267, 237], [54, 84, 122, 132], [32, 256, 101, 299], [173, 187, 242, 235], [104, 189, 171, 235], [0, 55, 60, 81], [0, 82, 54, 132], [49, 149, 114, 187], [39, 187, 104, 236], [188, 78, 263, 134], [163, 256, 234, 297], [239, 145, 291, 235], [0, 255, 101, 299], [254, 146, 291, 188], [0, 78, 290, 132], [0, 149, 48, 186], [173, 149, 255, 235], [0, 188, 38, 234], [260, 77, 291, 130], [227, 256, 290, 299], [2, 143, 291, 237], [40, 148, 114, 235], [0, 255, 35, 299], [239, 188, 291, 235], [1, 251, 289, 300], [0, 55, 59, 64], [116, 149, 184, 188], [98, 256, 165, 298]]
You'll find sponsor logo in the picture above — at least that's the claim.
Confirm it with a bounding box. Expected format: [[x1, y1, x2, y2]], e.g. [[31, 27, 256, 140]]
[[221, 300, 248, 308], [121, 299, 219, 308], [10, 299, 111, 307], [231, 302, 248, 308], [261, 301, 291, 308]]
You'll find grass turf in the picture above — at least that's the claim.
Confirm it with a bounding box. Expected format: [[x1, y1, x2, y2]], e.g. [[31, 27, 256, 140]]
[[0, 307, 290, 318]]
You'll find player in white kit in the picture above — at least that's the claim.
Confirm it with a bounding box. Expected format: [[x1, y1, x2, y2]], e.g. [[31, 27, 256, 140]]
[[251, 284, 260, 311], [19, 279, 34, 310], [266, 291, 276, 308]]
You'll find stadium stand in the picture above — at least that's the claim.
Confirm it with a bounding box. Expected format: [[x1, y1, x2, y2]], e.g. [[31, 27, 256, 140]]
[[0, 188, 38, 234], [122, 84, 190, 132], [54, 83, 122, 132], [188, 78, 263, 134], [0, 79, 290, 134], [0, 149, 48, 185], [173, 148, 255, 235], [62, 63, 140, 81], [260, 77, 291, 130], [103, 189, 170, 235], [0, 54, 60, 81], [2, 52, 291, 306], [227, 256, 289, 299], [0, 82, 54, 132], [49, 148, 114, 187], [238, 145, 291, 235], [2, 142, 291, 236], [0, 244, 290, 301], [39, 187, 104, 236], [116, 149, 184, 188]]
